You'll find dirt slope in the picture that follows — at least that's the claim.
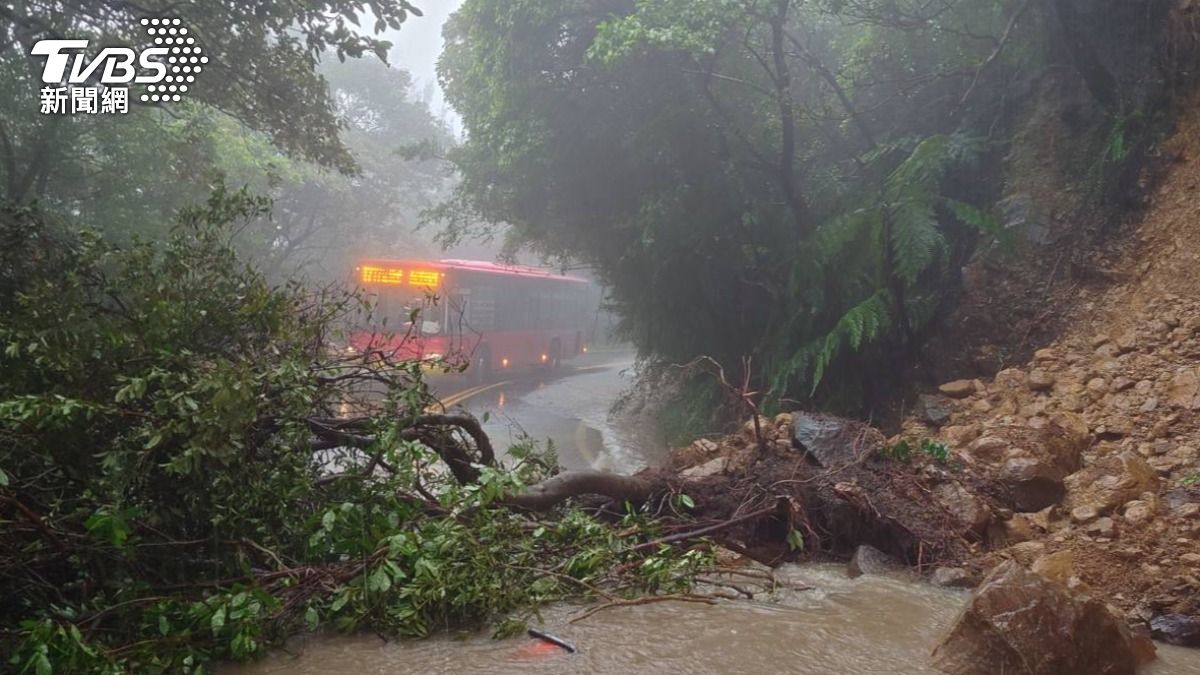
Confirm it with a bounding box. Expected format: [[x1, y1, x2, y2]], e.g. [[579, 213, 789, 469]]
[[908, 109, 1200, 632]]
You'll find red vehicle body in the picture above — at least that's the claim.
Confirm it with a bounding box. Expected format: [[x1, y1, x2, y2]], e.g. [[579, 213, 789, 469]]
[[348, 258, 592, 379]]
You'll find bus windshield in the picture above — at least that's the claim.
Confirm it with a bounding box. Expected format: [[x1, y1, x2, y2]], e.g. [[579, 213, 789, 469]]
[[362, 290, 444, 336]]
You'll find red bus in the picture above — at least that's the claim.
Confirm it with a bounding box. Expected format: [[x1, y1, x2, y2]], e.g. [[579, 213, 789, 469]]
[[348, 258, 593, 380]]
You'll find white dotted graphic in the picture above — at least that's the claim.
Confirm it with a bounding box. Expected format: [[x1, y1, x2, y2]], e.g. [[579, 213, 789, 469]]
[[137, 17, 203, 104]]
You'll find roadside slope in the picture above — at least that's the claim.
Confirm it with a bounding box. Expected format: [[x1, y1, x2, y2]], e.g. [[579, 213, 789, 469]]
[[913, 106, 1200, 637]]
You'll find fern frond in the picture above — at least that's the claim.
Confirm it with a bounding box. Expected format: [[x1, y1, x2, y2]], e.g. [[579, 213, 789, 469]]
[[889, 200, 946, 285], [943, 197, 1012, 252], [807, 288, 891, 393], [814, 206, 878, 257]]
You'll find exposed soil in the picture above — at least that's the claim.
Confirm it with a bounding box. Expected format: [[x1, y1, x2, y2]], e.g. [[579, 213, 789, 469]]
[[667, 102, 1200, 645], [909, 107, 1200, 625]]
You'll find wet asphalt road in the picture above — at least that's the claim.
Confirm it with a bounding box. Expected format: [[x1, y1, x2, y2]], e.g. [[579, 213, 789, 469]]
[[429, 351, 663, 473]]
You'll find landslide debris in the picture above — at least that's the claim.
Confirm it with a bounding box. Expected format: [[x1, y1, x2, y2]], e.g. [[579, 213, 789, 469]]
[[900, 109, 1200, 636], [666, 104, 1200, 652]]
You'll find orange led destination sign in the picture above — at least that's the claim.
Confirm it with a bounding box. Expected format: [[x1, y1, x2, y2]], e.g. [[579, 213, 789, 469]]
[[408, 270, 440, 287], [360, 265, 404, 285]]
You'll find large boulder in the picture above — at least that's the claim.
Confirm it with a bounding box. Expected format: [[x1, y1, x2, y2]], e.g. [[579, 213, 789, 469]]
[[791, 412, 884, 468], [964, 420, 1087, 512], [931, 561, 1146, 675], [1063, 451, 1159, 514], [939, 380, 977, 399]]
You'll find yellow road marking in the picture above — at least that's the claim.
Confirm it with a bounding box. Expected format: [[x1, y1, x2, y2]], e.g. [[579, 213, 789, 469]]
[[438, 380, 511, 409], [436, 382, 491, 409]]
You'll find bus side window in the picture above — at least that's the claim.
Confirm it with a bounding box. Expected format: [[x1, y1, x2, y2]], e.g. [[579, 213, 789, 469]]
[[469, 286, 496, 331]]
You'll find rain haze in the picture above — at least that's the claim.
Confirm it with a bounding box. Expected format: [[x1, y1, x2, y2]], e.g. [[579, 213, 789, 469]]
[[384, 0, 464, 135], [3, 2, 1200, 673]]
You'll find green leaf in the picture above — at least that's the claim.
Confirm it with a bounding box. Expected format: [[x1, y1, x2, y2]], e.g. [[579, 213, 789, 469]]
[[34, 651, 51, 675], [210, 606, 226, 635], [367, 566, 392, 593], [678, 494, 695, 509], [786, 529, 805, 552], [330, 591, 350, 613], [305, 606, 319, 630]]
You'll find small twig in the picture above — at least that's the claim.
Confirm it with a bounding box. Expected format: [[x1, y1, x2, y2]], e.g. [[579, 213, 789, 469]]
[[568, 593, 722, 624], [630, 499, 783, 553], [505, 565, 617, 601], [0, 495, 67, 553]]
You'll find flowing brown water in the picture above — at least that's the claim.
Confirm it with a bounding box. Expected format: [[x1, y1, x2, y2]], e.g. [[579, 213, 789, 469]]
[[227, 564, 1200, 675], [238, 363, 1200, 673]]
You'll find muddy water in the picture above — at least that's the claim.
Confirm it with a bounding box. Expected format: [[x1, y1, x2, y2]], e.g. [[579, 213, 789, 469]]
[[228, 565, 1200, 674], [265, 359, 1200, 673]]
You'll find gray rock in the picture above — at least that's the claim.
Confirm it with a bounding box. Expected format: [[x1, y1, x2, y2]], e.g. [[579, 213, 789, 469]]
[[931, 566, 977, 589], [846, 544, 899, 579], [1150, 614, 1200, 647], [916, 394, 954, 426], [791, 412, 883, 468], [998, 193, 1050, 245]]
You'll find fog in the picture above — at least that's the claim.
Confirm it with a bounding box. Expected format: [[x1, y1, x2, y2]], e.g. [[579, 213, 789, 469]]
[[384, 0, 465, 135]]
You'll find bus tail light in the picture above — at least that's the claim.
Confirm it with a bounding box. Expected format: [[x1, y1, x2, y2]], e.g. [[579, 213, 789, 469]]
[[501, 357, 510, 368], [540, 353, 548, 363]]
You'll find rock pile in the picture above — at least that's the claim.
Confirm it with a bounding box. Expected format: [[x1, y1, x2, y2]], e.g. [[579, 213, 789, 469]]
[[900, 294, 1200, 648]]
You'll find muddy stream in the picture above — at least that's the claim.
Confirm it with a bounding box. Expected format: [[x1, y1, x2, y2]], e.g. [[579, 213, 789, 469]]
[[227, 564, 1200, 674], [233, 356, 1200, 674]]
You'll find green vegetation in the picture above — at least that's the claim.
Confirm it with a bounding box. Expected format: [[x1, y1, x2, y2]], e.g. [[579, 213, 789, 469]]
[[437, 0, 1171, 412], [1, 4, 454, 282], [0, 0, 1185, 670], [879, 438, 949, 464], [0, 195, 704, 673]]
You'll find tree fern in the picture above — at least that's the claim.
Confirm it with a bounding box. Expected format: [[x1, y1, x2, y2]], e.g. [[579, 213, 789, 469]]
[[772, 133, 998, 400], [769, 288, 892, 397]]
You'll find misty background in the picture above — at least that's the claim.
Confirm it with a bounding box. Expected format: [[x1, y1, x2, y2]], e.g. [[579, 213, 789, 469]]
[[385, 0, 464, 136]]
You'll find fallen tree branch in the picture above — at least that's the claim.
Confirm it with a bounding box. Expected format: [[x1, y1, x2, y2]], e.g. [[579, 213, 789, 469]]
[[409, 413, 496, 466], [505, 471, 658, 511], [629, 498, 784, 553]]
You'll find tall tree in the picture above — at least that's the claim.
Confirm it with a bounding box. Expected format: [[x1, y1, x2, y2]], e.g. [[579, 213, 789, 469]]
[[0, 0, 423, 207], [437, 0, 1027, 406]]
